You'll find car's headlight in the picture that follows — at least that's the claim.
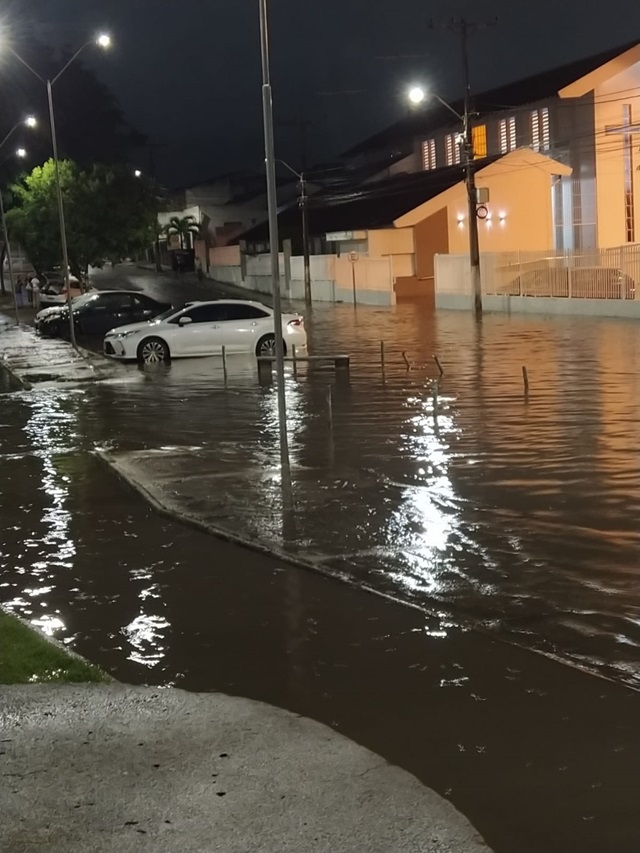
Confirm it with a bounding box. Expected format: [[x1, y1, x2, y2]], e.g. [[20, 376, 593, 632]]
[[111, 330, 138, 339]]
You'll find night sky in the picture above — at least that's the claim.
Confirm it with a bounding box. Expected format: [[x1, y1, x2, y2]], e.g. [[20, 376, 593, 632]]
[[12, 0, 640, 186]]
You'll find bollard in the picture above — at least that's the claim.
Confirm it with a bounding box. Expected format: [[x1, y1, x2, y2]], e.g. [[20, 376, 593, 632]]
[[257, 358, 273, 385], [380, 341, 386, 372], [432, 380, 439, 419], [433, 355, 444, 377], [326, 384, 333, 430], [522, 365, 529, 395], [402, 351, 411, 371], [222, 345, 228, 386], [292, 344, 298, 379]]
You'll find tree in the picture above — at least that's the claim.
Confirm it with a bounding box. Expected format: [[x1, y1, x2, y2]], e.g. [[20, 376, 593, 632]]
[[6, 160, 161, 276], [164, 215, 200, 249]]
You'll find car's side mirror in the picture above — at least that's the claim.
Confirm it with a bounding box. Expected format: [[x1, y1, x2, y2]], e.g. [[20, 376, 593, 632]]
[[178, 316, 193, 326]]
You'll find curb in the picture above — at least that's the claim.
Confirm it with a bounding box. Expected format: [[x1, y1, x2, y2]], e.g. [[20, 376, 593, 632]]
[[0, 356, 32, 390], [1, 607, 114, 682], [96, 450, 427, 619], [96, 450, 630, 692]]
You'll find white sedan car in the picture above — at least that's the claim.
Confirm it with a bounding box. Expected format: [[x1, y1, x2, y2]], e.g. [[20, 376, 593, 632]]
[[103, 299, 307, 364]]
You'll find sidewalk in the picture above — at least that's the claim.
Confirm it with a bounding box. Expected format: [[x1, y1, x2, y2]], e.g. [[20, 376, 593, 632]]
[[0, 321, 123, 388], [1, 684, 491, 853]]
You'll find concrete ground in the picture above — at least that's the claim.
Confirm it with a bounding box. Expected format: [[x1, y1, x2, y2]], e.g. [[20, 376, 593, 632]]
[[0, 685, 491, 853]]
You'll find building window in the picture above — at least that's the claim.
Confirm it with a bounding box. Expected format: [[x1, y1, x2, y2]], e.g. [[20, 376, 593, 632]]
[[531, 107, 550, 152], [472, 125, 487, 159], [422, 138, 437, 171], [499, 117, 517, 153], [445, 133, 461, 166]]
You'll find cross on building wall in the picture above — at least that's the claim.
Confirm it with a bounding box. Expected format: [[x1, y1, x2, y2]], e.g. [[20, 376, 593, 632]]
[[605, 104, 640, 243]]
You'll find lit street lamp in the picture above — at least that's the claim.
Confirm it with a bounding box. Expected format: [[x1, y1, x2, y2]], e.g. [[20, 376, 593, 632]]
[[8, 33, 112, 345], [0, 116, 38, 325], [408, 84, 482, 315], [258, 0, 291, 484], [276, 159, 311, 305]]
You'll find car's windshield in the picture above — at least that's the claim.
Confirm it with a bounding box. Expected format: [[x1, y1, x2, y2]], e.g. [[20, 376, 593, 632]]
[[152, 306, 181, 322], [73, 294, 99, 309]]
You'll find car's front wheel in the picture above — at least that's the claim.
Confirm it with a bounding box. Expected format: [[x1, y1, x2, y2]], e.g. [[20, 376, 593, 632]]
[[256, 334, 286, 357], [137, 337, 170, 365]]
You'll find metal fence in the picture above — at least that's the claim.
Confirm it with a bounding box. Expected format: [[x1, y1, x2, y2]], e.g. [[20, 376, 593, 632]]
[[436, 246, 640, 301]]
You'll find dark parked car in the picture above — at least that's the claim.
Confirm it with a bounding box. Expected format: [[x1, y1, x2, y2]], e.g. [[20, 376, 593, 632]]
[[35, 290, 172, 338]]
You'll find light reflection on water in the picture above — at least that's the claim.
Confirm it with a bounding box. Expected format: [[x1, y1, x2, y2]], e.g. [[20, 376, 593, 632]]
[[1, 303, 640, 687]]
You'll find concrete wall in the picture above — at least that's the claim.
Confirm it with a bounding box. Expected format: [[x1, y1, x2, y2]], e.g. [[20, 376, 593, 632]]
[[436, 292, 640, 319], [208, 251, 395, 306]]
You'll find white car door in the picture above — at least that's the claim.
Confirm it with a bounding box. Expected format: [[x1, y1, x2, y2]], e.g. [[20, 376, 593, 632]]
[[220, 303, 273, 353], [168, 304, 226, 356]]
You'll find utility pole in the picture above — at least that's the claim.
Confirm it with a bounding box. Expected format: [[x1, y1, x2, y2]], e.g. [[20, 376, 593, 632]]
[[299, 172, 311, 304], [280, 116, 313, 304], [431, 17, 497, 317], [146, 142, 166, 272]]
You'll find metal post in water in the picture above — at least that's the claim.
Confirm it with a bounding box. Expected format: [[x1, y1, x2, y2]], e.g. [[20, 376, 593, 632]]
[[434, 355, 444, 377], [222, 345, 228, 386], [292, 343, 297, 379], [326, 384, 333, 430], [380, 341, 386, 374], [259, 0, 291, 490], [522, 365, 530, 395]]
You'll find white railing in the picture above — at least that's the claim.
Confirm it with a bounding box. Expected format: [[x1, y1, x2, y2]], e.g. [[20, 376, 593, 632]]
[[436, 246, 640, 301]]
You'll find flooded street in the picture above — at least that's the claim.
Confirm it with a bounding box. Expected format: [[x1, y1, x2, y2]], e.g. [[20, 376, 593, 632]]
[[2, 280, 640, 852]]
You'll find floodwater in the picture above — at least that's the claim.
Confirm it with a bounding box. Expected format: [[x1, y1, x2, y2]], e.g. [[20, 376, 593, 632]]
[[1, 292, 640, 852]]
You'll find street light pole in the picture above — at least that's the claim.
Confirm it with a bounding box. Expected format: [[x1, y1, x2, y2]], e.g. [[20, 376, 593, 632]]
[[46, 79, 76, 346], [0, 118, 38, 325], [9, 35, 112, 346], [258, 0, 291, 478], [408, 85, 482, 315], [0, 188, 20, 325]]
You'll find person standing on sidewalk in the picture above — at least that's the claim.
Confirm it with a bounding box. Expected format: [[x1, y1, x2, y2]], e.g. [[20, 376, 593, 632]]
[[15, 276, 25, 307], [29, 274, 41, 310]]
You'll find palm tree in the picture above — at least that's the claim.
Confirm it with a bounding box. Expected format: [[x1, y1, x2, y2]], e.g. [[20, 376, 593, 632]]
[[164, 215, 200, 250]]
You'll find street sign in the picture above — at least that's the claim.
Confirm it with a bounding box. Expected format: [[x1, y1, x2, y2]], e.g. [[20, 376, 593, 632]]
[[326, 231, 354, 242]]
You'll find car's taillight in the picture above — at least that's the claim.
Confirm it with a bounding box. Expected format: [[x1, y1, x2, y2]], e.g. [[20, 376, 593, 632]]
[[288, 318, 304, 327]]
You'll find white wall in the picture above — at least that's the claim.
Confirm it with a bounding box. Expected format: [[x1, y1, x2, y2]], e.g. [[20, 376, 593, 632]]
[[208, 252, 395, 306]]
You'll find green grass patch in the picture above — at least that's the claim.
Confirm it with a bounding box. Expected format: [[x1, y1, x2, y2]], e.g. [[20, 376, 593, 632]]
[[0, 611, 107, 684]]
